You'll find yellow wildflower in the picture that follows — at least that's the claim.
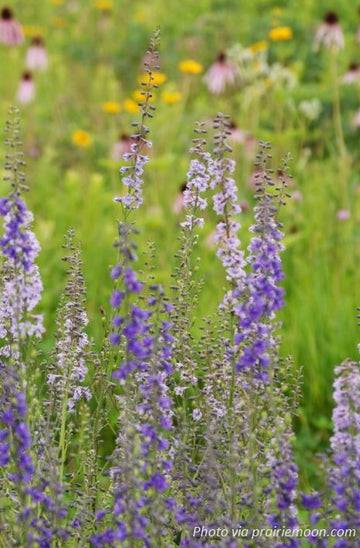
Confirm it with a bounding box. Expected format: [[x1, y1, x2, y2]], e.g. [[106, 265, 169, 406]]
[[271, 7, 283, 17], [137, 72, 167, 86], [72, 130, 92, 148], [133, 9, 146, 22], [178, 59, 203, 74], [50, 0, 64, 5], [94, 0, 112, 10], [101, 101, 121, 114], [123, 99, 140, 114], [250, 40, 269, 53], [262, 78, 273, 89], [22, 25, 43, 38], [269, 26, 293, 41], [132, 90, 156, 103], [161, 90, 182, 105], [51, 16, 66, 28]]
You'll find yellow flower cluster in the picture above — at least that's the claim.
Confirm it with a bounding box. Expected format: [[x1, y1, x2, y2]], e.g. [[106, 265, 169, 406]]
[[178, 59, 203, 74], [94, 0, 113, 10], [123, 99, 140, 114], [269, 26, 293, 41], [250, 40, 269, 53], [72, 130, 92, 148], [22, 25, 43, 37], [137, 72, 167, 86], [161, 90, 182, 105], [132, 90, 156, 103], [101, 101, 121, 114]]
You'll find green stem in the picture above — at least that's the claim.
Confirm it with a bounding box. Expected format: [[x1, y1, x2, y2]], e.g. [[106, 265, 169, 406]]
[[330, 51, 349, 208]]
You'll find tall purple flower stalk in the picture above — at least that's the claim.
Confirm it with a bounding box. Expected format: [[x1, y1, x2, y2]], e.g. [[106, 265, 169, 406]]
[[92, 30, 180, 546], [264, 416, 300, 547], [208, 113, 246, 308], [0, 108, 66, 546], [327, 359, 360, 544], [46, 228, 91, 485], [93, 284, 177, 546], [114, 27, 160, 213], [234, 144, 287, 381], [0, 118, 44, 360]]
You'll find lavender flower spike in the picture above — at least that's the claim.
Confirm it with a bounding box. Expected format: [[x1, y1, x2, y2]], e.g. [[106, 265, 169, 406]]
[[114, 28, 160, 212], [235, 146, 287, 380], [208, 113, 246, 308], [327, 359, 360, 539], [180, 124, 212, 231], [0, 110, 44, 353]]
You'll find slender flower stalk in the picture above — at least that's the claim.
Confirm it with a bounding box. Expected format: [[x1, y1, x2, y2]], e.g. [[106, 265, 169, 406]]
[[46, 228, 91, 482], [114, 27, 160, 214], [208, 113, 246, 311], [327, 359, 360, 538], [234, 145, 287, 382], [0, 108, 66, 546]]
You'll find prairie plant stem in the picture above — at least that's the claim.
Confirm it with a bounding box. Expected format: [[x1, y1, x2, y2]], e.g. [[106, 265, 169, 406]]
[[330, 51, 348, 207], [58, 383, 69, 483]]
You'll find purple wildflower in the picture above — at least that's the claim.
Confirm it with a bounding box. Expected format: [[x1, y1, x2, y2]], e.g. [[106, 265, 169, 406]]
[[234, 147, 287, 380], [265, 418, 300, 547], [180, 126, 212, 230], [113, 28, 160, 212], [327, 359, 360, 535], [46, 229, 91, 415], [208, 113, 246, 309]]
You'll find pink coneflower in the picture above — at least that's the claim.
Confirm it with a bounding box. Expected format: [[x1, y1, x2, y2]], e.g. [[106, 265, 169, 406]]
[[203, 51, 238, 94], [172, 182, 187, 215], [0, 7, 23, 45], [111, 133, 133, 161], [16, 71, 35, 105], [342, 63, 360, 84], [26, 36, 48, 71], [313, 11, 344, 51]]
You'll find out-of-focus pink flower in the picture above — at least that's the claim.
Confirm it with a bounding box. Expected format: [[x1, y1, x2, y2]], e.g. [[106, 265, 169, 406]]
[[336, 209, 350, 221], [0, 6, 23, 45], [16, 71, 35, 104], [247, 170, 266, 191], [228, 121, 257, 158], [342, 63, 360, 84], [291, 190, 303, 202], [203, 52, 238, 95], [313, 12, 344, 51], [353, 109, 360, 128], [240, 199, 249, 212], [276, 168, 295, 188], [26, 36, 48, 71], [111, 133, 133, 160], [172, 182, 187, 215]]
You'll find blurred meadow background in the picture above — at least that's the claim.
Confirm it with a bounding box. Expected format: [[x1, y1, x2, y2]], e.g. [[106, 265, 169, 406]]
[[1, 0, 360, 485]]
